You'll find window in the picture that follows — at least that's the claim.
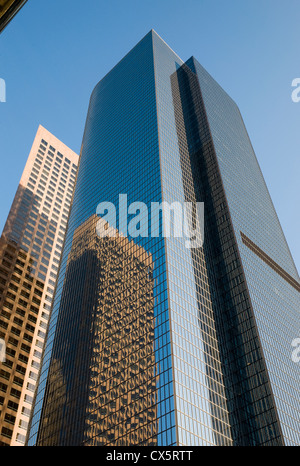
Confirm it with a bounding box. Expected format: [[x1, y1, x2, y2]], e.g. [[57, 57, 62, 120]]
[[16, 433, 26, 444], [27, 382, 35, 392], [4, 413, 16, 425], [21, 343, 31, 353], [13, 376, 24, 387], [7, 400, 18, 411], [31, 360, 40, 369], [22, 407, 31, 417], [19, 419, 28, 430], [29, 371, 38, 381], [0, 382, 8, 393], [24, 394, 33, 404], [1, 427, 13, 438], [10, 388, 21, 399]]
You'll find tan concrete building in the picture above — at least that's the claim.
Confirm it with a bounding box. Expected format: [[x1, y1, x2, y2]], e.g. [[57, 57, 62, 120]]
[[0, 125, 78, 445]]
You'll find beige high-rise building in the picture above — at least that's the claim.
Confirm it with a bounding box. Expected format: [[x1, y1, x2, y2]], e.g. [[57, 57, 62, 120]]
[[0, 125, 78, 445]]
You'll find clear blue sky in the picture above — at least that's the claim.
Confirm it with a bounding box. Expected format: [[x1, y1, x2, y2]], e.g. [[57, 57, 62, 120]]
[[0, 0, 299, 271]]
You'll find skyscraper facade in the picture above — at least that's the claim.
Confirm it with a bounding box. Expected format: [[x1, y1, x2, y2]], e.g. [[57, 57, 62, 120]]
[[0, 125, 78, 445], [27, 31, 300, 446]]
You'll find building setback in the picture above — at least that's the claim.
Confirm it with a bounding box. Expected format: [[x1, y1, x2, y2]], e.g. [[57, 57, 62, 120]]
[[0, 125, 78, 445], [28, 31, 300, 446]]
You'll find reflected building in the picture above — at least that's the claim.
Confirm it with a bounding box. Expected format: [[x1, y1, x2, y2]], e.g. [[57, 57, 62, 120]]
[[36, 215, 157, 446], [28, 31, 300, 446], [0, 236, 45, 445], [0, 126, 78, 445]]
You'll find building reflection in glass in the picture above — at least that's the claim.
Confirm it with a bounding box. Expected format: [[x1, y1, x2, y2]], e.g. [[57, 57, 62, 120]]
[[37, 214, 158, 446]]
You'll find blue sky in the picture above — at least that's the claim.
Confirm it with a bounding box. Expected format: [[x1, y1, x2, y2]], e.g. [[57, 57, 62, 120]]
[[0, 0, 299, 271]]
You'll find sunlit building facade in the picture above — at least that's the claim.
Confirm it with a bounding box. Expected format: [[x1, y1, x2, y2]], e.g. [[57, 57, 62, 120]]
[[28, 31, 300, 446], [0, 125, 78, 445]]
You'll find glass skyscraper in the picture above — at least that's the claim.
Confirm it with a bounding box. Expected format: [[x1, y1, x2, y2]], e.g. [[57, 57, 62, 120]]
[[27, 31, 300, 446]]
